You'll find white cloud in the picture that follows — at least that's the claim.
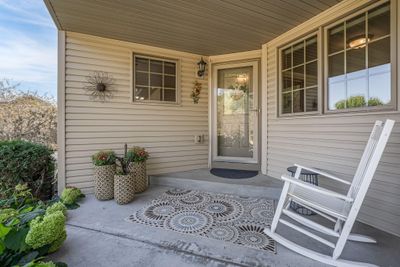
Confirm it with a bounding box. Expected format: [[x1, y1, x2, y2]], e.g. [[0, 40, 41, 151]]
[[0, 0, 57, 94], [0, 26, 56, 84], [0, 0, 53, 28]]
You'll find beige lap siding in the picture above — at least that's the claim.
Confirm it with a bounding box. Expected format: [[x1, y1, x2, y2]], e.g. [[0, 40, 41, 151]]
[[264, 0, 400, 236], [64, 32, 209, 193]]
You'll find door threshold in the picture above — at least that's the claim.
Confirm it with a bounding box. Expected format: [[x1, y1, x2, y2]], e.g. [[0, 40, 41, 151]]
[[211, 161, 260, 171]]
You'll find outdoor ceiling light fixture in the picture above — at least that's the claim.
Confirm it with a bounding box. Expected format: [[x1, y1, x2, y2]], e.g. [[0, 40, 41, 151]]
[[348, 34, 373, 49], [197, 57, 207, 78]]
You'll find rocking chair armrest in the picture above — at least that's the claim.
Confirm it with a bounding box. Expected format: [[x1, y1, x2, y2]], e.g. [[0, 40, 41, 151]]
[[294, 164, 351, 185], [281, 174, 354, 202]]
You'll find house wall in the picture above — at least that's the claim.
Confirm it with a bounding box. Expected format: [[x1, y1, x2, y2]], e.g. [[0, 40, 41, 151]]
[[264, 0, 400, 236], [61, 32, 209, 193]]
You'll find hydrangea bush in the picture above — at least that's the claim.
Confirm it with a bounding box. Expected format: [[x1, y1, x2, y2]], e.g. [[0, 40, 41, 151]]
[[25, 211, 66, 249], [45, 202, 67, 216], [0, 184, 84, 267], [60, 187, 85, 208]]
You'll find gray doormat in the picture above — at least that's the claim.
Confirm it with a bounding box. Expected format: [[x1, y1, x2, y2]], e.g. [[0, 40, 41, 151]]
[[126, 188, 276, 253], [210, 168, 258, 179]]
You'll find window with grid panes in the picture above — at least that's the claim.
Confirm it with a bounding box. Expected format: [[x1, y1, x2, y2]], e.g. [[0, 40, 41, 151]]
[[134, 55, 178, 103], [280, 35, 318, 115], [326, 2, 392, 111]]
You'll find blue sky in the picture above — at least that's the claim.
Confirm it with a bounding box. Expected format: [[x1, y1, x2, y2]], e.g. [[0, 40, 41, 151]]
[[0, 0, 57, 97]]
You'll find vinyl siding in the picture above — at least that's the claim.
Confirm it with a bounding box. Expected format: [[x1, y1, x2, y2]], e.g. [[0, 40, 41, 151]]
[[264, 0, 400, 236], [63, 32, 208, 193]]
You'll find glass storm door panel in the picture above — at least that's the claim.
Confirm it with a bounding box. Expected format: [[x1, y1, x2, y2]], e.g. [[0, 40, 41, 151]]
[[215, 64, 258, 163]]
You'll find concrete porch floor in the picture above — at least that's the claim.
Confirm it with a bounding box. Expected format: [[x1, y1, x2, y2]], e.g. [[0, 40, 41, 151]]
[[49, 176, 400, 267], [150, 168, 283, 199]]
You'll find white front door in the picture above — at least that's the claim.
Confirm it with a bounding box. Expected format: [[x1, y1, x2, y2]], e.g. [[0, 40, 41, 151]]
[[212, 61, 259, 164]]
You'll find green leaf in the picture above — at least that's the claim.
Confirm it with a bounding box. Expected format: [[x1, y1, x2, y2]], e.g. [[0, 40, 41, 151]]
[[17, 250, 40, 265], [4, 227, 29, 251], [55, 262, 69, 267], [0, 224, 11, 239], [19, 206, 34, 214], [18, 210, 45, 225], [6, 217, 20, 227], [36, 244, 51, 256], [0, 241, 5, 254], [65, 203, 80, 210]]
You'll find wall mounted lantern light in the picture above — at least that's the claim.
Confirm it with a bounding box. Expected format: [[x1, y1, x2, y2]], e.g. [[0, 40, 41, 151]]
[[197, 57, 207, 78]]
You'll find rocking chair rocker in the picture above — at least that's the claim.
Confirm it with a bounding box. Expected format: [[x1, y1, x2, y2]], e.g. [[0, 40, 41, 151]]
[[264, 119, 395, 267]]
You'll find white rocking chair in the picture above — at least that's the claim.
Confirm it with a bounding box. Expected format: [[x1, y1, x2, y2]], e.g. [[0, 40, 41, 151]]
[[264, 119, 395, 267]]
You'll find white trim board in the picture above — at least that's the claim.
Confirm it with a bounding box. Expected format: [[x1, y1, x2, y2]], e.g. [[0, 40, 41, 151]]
[[57, 30, 66, 194]]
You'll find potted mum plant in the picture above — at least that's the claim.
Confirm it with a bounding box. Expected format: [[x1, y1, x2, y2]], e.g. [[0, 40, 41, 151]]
[[114, 155, 135, 205], [92, 150, 116, 200], [127, 146, 149, 193]]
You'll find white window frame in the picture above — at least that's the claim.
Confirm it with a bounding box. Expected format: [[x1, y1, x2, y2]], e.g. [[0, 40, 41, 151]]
[[278, 31, 322, 117], [323, 0, 397, 114], [132, 53, 181, 105]]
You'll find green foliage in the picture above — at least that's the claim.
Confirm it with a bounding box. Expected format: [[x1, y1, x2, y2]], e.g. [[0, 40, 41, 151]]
[[45, 203, 67, 217], [0, 140, 55, 200], [47, 230, 66, 253], [0, 186, 77, 267], [335, 96, 384, 110], [60, 187, 84, 208], [0, 184, 38, 212], [91, 150, 116, 166], [23, 260, 57, 267], [0, 209, 18, 223], [346, 95, 366, 108], [25, 211, 66, 250], [126, 146, 149, 162], [368, 97, 384, 106]]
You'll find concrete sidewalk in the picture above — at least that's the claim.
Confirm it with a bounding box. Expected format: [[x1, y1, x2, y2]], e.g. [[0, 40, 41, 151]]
[[49, 185, 400, 267]]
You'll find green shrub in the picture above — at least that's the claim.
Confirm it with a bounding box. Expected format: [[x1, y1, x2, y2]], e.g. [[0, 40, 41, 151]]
[[48, 229, 67, 253], [91, 150, 116, 166], [368, 97, 384, 106], [25, 211, 66, 250], [60, 187, 84, 207], [45, 202, 67, 216], [335, 96, 384, 110], [0, 140, 55, 200], [0, 186, 75, 267]]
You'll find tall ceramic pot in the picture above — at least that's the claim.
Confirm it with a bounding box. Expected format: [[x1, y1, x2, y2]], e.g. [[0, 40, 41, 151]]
[[93, 164, 115, 200], [114, 174, 135, 205], [128, 161, 148, 193]]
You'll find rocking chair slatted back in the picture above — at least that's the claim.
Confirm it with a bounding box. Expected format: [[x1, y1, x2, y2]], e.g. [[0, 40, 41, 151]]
[[347, 121, 387, 200]]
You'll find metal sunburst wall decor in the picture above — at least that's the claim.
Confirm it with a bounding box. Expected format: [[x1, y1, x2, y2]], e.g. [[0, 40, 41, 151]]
[[84, 71, 115, 101]]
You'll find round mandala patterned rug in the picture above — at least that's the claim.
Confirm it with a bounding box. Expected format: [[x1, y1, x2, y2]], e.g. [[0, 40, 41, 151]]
[[206, 225, 239, 242], [130, 201, 176, 227], [246, 203, 274, 224], [127, 188, 276, 253], [164, 210, 213, 234], [203, 197, 243, 223], [237, 224, 275, 251], [163, 188, 193, 198], [175, 192, 211, 209]]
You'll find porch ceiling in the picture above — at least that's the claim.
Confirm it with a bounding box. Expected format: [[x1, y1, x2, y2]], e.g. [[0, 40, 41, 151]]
[[45, 0, 341, 56]]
